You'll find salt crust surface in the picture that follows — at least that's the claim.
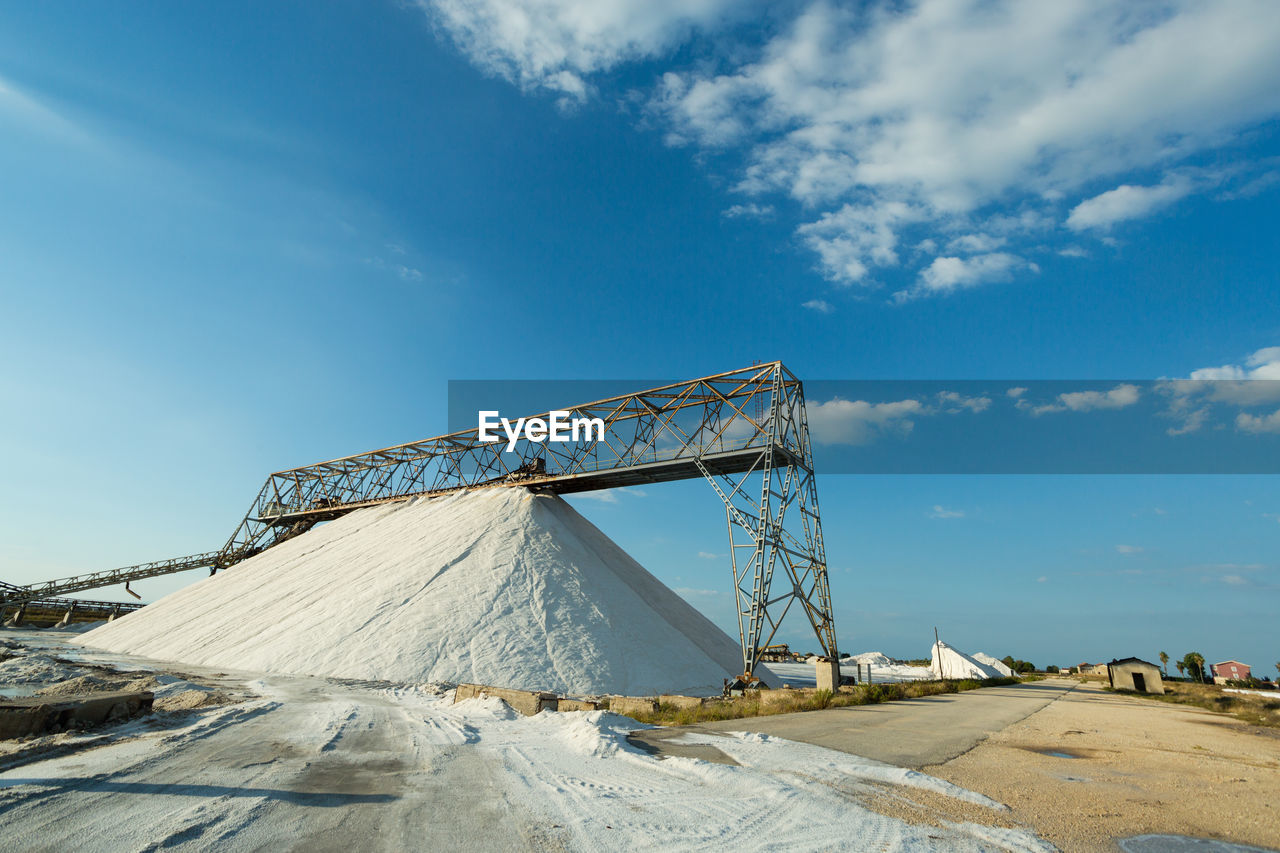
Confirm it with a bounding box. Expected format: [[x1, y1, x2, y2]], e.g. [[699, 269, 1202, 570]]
[[83, 489, 769, 696]]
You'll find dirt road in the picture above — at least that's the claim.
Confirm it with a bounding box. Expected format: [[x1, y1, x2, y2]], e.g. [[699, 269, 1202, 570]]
[[927, 681, 1280, 852], [685, 680, 1076, 767], [673, 679, 1279, 851]]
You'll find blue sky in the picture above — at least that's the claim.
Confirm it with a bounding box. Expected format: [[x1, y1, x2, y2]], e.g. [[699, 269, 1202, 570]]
[[2, 1, 1277, 672]]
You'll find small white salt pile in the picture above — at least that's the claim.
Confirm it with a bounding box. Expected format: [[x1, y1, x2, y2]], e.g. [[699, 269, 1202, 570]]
[[83, 489, 769, 696], [848, 651, 894, 667], [930, 641, 1006, 680], [971, 652, 1015, 677], [844, 651, 934, 681]]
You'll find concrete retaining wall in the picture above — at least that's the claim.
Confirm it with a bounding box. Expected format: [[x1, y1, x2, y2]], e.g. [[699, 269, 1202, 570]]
[[606, 696, 659, 717], [0, 690, 154, 739], [453, 683, 559, 716], [556, 699, 601, 712]]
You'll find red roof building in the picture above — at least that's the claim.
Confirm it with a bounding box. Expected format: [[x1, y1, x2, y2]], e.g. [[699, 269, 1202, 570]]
[[1211, 660, 1252, 681]]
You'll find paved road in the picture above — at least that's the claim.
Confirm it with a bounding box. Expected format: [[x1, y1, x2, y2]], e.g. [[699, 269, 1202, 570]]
[[640, 679, 1078, 769]]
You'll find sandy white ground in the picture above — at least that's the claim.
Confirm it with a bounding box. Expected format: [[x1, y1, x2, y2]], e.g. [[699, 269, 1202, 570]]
[[84, 489, 772, 696], [1, 632, 1051, 852], [1222, 687, 1280, 698]]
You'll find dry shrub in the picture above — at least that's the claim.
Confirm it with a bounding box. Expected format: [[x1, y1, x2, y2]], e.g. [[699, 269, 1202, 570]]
[[627, 676, 1024, 725], [1114, 681, 1280, 729]]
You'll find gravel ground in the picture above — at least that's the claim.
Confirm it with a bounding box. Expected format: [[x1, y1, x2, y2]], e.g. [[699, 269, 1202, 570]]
[[924, 679, 1280, 852]]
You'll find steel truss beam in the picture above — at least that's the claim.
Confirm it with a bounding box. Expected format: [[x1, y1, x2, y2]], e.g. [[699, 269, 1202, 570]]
[[0, 580, 147, 620], [5, 362, 837, 678]]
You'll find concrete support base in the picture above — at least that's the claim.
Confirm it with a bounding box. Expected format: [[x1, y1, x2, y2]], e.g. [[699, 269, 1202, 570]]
[[454, 683, 558, 716], [815, 658, 841, 692]]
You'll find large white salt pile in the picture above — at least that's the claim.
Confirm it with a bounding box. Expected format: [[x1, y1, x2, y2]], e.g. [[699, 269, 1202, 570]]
[[848, 651, 895, 667], [972, 652, 1015, 677], [929, 641, 1004, 680], [83, 489, 770, 696]]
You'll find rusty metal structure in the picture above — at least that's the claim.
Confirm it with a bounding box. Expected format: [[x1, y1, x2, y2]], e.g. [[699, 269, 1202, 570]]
[[0, 581, 144, 628], [3, 362, 836, 680]]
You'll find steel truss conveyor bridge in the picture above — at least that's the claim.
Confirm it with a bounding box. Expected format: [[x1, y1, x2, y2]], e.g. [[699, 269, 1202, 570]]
[[1, 580, 144, 628], [3, 362, 837, 681]]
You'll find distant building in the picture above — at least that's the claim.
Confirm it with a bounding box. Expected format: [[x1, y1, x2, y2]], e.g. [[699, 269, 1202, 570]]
[[760, 644, 795, 662], [1211, 660, 1252, 683], [1091, 663, 1110, 676], [1107, 658, 1165, 694]]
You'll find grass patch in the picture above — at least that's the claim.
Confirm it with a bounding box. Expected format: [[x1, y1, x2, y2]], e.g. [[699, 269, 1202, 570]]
[[1106, 681, 1280, 728], [628, 676, 1027, 726]]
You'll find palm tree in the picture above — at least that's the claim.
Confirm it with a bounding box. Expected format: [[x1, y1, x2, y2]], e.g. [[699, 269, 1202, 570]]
[[1176, 661, 1185, 678], [1159, 651, 1169, 676], [1182, 652, 1206, 683]]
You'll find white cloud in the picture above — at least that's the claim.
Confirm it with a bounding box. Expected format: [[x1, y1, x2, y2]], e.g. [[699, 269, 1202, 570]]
[[1116, 544, 1144, 555], [674, 586, 723, 598], [427, 1, 1280, 297], [806, 390, 998, 445], [929, 505, 964, 519], [365, 256, 425, 282], [1058, 384, 1141, 411], [569, 486, 647, 503], [570, 490, 618, 503], [1165, 405, 1210, 436], [420, 0, 736, 103], [806, 387, 1006, 444], [1006, 387, 1027, 399], [1036, 576, 1047, 583], [898, 253, 1033, 301], [1066, 175, 1194, 230], [651, 1, 1280, 293], [723, 202, 774, 219], [807, 397, 925, 445], [1190, 346, 1280, 381], [1058, 245, 1089, 258], [796, 201, 922, 285], [1159, 346, 1280, 432], [937, 391, 991, 413], [1032, 383, 1140, 415], [946, 233, 1007, 254], [1237, 408, 1280, 434], [696, 551, 722, 560], [801, 298, 833, 313]]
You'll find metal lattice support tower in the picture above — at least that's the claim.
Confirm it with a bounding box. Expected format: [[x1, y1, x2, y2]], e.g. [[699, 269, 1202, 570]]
[[5, 362, 837, 678], [694, 368, 837, 679]]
